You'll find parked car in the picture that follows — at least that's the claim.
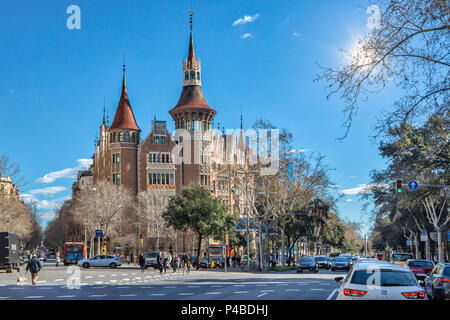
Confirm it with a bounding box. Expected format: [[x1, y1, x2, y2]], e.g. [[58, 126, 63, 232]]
[[78, 254, 121, 269], [198, 257, 211, 268], [424, 263, 450, 300], [331, 256, 351, 271], [335, 262, 425, 300], [144, 251, 160, 269], [314, 255, 329, 269], [406, 259, 434, 282], [297, 256, 318, 273], [391, 253, 413, 266]]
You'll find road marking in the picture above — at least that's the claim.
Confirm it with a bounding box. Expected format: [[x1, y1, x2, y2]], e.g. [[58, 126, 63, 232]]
[[0, 297, 10, 299], [141, 286, 153, 289], [256, 284, 267, 287], [210, 285, 222, 287], [24, 296, 44, 299], [88, 294, 106, 297], [95, 281, 104, 284], [260, 290, 274, 293], [234, 291, 249, 294], [55, 279, 64, 282], [286, 289, 299, 292], [37, 287, 55, 290], [110, 280, 117, 283], [37, 281, 47, 283], [232, 284, 246, 287], [277, 283, 289, 286], [131, 273, 137, 275], [111, 274, 117, 276], [85, 276, 93, 279], [327, 289, 338, 300], [206, 292, 222, 295], [188, 285, 200, 288], [163, 286, 176, 289], [311, 288, 324, 291], [178, 293, 194, 296], [257, 293, 268, 298], [150, 293, 166, 296], [56, 295, 76, 298], [98, 275, 105, 278], [120, 294, 136, 297], [122, 278, 130, 281], [121, 273, 127, 275]]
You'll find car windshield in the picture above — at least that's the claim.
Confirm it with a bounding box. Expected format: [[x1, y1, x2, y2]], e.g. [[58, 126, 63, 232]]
[[146, 252, 159, 257], [392, 254, 413, 261], [335, 257, 347, 262], [408, 261, 433, 267], [315, 256, 326, 261], [300, 257, 314, 262], [351, 270, 417, 287]]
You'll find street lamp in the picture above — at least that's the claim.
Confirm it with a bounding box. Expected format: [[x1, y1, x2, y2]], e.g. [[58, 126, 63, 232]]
[[236, 170, 258, 270]]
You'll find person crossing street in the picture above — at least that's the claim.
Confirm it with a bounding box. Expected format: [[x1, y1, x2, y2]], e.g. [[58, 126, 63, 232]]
[[26, 254, 43, 286]]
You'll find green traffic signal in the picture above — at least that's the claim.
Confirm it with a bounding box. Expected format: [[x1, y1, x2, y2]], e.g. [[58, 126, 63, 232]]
[[396, 179, 402, 193]]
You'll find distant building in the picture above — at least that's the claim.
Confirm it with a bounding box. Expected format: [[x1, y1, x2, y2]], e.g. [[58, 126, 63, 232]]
[[0, 175, 20, 199], [71, 169, 93, 197]]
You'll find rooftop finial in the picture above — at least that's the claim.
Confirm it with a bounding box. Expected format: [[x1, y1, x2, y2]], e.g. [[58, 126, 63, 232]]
[[240, 105, 243, 130], [122, 52, 126, 87], [190, 11, 193, 31]]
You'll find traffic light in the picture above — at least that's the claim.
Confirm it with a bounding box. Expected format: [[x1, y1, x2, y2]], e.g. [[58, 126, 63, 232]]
[[395, 179, 402, 193]]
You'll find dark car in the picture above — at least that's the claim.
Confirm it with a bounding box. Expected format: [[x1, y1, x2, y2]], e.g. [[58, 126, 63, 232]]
[[314, 255, 329, 269], [144, 251, 160, 269], [407, 259, 434, 281], [331, 256, 351, 271], [297, 257, 318, 273], [424, 263, 450, 300], [198, 257, 211, 268]]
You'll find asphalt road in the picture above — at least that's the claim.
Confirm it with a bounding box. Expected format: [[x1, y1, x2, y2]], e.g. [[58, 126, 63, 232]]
[[0, 261, 344, 300]]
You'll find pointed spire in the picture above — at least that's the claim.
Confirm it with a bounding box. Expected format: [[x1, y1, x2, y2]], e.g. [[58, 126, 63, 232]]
[[240, 105, 243, 130], [103, 105, 106, 125], [110, 63, 140, 131], [122, 53, 126, 88], [187, 12, 196, 68]]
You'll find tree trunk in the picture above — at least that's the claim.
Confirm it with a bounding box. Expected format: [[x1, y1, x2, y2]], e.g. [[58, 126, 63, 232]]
[[425, 235, 431, 261], [414, 233, 419, 259], [437, 228, 443, 262], [197, 234, 203, 262], [281, 227, 285, 266]]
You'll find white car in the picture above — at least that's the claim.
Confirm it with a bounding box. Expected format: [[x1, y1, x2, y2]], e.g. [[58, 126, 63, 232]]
[[78, 254, 122, 269], [335, 262, 426, 300]]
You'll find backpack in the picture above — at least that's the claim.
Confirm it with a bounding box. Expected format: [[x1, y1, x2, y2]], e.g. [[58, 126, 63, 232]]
[[29, 258, 42, 273]]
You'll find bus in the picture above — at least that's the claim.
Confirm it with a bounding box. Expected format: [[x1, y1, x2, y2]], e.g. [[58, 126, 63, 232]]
[[63, 242, 85, 265]]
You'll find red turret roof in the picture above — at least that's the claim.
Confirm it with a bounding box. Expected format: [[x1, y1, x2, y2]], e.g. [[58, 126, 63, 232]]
[[110, 70, 140, 131]]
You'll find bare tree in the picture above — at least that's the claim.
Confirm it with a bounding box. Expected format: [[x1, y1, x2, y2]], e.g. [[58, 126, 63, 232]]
[[74, 180, 134, 255], [316, 0, 449, 138], [136, 189, 173, 250], [0, 153, 27, 187]]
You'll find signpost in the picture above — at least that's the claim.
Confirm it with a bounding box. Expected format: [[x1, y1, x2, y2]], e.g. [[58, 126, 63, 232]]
[[95, 230, 103, 238], [407, 180, 419, 191], [420, 232, 428, 242]]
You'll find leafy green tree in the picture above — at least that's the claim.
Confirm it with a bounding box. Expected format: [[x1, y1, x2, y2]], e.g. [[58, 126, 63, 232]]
[[163, 184, 233, 261]]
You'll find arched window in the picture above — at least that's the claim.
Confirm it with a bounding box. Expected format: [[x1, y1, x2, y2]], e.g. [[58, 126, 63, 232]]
[[185, 72, 189, 80], [113, 132, 117, 142], [197, 71, 200, 80], [125, 132, 130, 142], [131, 133, 135, 142], [119, 132, 124, 142], [190, 71, 195, 79]]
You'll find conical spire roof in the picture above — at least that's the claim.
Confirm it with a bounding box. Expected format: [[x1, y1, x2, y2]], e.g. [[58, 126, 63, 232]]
[[110, 67, 140, 131]]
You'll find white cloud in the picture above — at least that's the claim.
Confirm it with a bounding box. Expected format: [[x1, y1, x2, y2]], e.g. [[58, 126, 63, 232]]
[[341, 184, 371, 195], [35, 196, 71, 210], [36, 159, 92, 183], [233, 13, 260, 26], [20, 193, 38, 204], [288, 149, 308, 153], [241, 33, 255, 39], [29, 186, 67, 196]]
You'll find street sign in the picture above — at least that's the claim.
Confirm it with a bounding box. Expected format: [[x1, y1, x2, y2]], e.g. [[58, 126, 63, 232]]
[[420, 232, 427, 242], [408, 180, 419, 191], [95, 229, 103, 238], [430, 232, 438, 241]]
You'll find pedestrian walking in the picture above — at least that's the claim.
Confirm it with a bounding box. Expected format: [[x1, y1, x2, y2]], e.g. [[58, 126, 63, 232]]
[[172, 253, 179, 272], [181, 252, 191, 274], [157, 251, 164, 275], [139, 252, 146, 273], [162, 250, 169, 274], [26, 254, 43, 286], [56, 251, 61, 267]]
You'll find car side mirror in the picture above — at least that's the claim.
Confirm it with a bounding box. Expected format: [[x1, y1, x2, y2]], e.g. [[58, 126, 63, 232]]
[[334, 276, 344, 283]]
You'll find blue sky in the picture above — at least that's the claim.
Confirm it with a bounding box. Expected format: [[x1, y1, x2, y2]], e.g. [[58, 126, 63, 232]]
[[0, 0, 400, 235]]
